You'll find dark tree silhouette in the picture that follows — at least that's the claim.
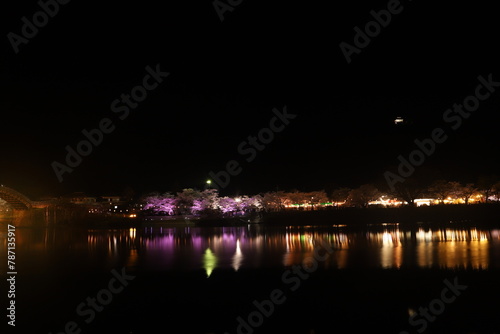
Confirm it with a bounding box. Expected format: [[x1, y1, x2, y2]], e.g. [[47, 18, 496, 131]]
[[390, 178, 422, 206], [347, 184, 380, 208]]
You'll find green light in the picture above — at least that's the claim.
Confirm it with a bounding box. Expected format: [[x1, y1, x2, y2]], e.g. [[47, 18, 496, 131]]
[[203, 248, 217, 277]]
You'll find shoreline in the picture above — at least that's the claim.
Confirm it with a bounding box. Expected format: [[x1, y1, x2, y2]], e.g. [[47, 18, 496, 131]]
[[2, 203, 499, 228], [261, 203, 500, 227]]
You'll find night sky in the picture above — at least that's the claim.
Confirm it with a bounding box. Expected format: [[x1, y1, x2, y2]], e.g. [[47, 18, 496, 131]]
[[1, 0, 499, 199]]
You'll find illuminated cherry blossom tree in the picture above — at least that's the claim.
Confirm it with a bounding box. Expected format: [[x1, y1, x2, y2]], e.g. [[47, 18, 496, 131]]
[[239, 195, 263, 212], [142, 193, 177, 215], [218, 197, 238, 214], [143, 189, 265, 217], [190, 189, 220, 215]]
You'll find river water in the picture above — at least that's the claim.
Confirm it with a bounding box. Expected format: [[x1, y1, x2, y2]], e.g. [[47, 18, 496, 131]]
[[1, 223, 500, 333]]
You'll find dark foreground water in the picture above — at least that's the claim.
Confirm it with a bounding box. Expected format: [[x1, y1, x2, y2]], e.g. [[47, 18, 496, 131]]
[[1, 222, 500, 333]]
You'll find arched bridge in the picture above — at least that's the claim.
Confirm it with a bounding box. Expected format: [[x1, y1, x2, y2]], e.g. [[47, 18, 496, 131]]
[[0, 185, 33, 210]]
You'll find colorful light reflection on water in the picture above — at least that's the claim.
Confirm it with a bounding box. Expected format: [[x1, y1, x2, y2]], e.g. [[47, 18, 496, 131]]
[[3, 226, 500, 275]]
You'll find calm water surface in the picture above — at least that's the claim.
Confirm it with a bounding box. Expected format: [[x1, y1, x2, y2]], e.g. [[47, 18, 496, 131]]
[[3, 224, 500, 274], [2, 222, 500, 333]]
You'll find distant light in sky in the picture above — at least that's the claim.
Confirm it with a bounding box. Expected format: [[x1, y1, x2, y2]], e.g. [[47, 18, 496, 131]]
[[394, 117, 404, 125]]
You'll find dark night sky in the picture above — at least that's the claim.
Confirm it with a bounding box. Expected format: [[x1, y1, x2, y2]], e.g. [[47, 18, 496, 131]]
[[1, 0, 499, 199]]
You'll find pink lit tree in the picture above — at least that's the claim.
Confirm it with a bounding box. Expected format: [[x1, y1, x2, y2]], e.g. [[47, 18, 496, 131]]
[[142, 189, 265, 217], [143, 193, 177, 215], [176, 188, 202, 215], [218, 197, 238, 215], [190, 189, 220, 215], [239, 195, 263, 212]]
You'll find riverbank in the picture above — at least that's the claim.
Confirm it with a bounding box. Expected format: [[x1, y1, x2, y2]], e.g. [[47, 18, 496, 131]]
[[4, 203, 499, 228], [141, 204, 500, 228], [261, 203, 500, 228]]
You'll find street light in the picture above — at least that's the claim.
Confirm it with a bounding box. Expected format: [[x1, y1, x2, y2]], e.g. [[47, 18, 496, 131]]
[[206, 180, 212, 189]]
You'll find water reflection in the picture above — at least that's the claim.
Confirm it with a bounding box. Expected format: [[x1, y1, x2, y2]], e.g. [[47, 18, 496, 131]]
[[380, 231, 403, 269], [232, 239, 243, 271], [415, 228, 490, 269], [203, 248, 217, 277], [2, 225, 500, 273]]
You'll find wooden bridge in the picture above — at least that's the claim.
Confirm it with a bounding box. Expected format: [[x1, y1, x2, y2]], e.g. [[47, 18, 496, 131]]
[[0, 185, 33, 210], [0, 185, 55, 225]]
